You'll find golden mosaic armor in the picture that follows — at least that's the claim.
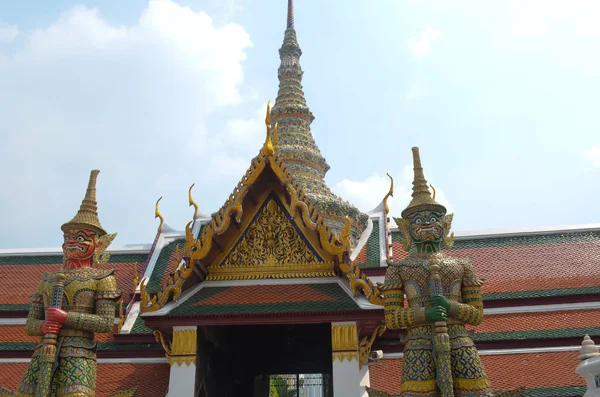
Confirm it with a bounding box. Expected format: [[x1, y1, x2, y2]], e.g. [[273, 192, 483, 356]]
[[17, 269, 119, 397]]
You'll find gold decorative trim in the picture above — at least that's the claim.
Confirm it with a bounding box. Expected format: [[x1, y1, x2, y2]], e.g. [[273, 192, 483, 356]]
[[132, 262, 139, 294], [359, 324, 386, 369], [207, 263, 335, 280], [139, 255, 193, 313], [154, 328, 197, 367], [339, 259, 384, 306], [332, 352, 359, 362], [332, 324, 358, 362], [108, 387, 138, 397], [117, 298, 125, 333]]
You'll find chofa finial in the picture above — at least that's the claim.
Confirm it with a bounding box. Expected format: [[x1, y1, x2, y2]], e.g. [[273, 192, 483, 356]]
[[383, 173, 394, 215], [189, 183, 199, 220], [155, 197, 164, 231], [263, 101, 275, 156]]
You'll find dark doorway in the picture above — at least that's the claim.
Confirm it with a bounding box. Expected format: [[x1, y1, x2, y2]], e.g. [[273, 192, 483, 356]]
[[195, 323, 333, 397]]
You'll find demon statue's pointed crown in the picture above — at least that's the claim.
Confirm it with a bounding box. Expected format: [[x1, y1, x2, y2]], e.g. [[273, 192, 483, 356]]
[[394, 147, 454, 253], [61, 170, 116, 267]]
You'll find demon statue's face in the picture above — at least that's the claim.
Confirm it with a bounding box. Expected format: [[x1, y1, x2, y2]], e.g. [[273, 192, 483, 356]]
[[406, 210, 445, 252], [62, 228, 97, 268]]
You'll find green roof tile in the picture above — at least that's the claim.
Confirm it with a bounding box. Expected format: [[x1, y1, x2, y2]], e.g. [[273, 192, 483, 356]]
[[0, 342, 160, 351], [386, 387, 586, 397], [357, 219, 381, 268], [474, 327, 600, 342], [483, 286, 600, 300], [130, 315, 154, 335], [146, 238, 185, 294], [389, 230, 600, 251], [0, 253, 147, 266]]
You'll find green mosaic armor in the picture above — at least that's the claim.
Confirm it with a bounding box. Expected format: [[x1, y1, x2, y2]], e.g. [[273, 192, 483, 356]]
[[380, 254, 494, 397]]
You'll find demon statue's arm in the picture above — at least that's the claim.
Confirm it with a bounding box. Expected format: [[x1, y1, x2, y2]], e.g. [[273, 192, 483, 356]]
[[448, 260, 485, 326], [378, 266, 426, 329], [24, 281, 45, 336], [64, 273, 120, 333]]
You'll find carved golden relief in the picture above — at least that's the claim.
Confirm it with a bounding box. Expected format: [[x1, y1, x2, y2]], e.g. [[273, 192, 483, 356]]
[[208, 198, 335, 280], [154, 328, 197, 367], [331, 323, 359, 362], [359, 324, 387, 369]]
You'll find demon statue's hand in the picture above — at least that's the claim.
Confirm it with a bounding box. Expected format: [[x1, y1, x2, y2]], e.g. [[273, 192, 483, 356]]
[[46, 308, 68, 325], [40, 321, 62, 335], [429, 295, 450, 312], [424, 306, 447, 322]]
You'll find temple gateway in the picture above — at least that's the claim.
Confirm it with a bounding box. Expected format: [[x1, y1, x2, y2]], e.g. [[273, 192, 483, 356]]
[[1, 1, 600, 397]]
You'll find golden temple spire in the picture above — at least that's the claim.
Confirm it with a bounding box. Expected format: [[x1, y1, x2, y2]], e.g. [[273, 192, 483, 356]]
[[61, 169, 107, 235], [401, 147, 446, 218]]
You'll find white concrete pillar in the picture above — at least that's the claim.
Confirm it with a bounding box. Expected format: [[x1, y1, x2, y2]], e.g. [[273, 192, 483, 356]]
[[577, 335, 600, 397], [331, 321, 369, 397], [166, 326, 197, 397]]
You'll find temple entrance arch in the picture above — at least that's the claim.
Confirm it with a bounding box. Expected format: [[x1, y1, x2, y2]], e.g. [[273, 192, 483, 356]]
[[195, 322, 333, 397]]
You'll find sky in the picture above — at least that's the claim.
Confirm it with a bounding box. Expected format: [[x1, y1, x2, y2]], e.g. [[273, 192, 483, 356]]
[[0, 0, 599, 249]]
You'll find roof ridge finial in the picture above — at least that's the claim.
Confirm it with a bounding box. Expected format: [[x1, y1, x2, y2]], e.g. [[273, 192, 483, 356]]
[[262, 101, 274, 156], [287, 0, 294, 29]]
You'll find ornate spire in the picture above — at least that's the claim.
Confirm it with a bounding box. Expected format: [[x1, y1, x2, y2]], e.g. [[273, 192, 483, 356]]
[[401, 147, 446, 218], [61, 170, 107, 235], [270, 1, 368, 244]]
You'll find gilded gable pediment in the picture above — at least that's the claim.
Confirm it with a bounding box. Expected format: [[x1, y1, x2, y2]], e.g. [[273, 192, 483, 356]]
[[207, 195, 335, 280]]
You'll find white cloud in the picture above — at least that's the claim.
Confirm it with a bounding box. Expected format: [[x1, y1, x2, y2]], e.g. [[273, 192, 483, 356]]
[[0, 0, 258, 248], [0, 21, 19, 43], [333, 165, 454, 218], [408, 26, 441, 57], [584, 146, 600, 167]]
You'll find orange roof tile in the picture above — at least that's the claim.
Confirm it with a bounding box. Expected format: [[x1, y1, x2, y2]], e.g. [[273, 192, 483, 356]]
[[0, 262, 140, 306], [0, 363, 169, 397], [369, 351, 585, 394], [453, 243, 600, 293], [196, 284, 336, 306], [0, 324, 117, 345], [389, 240, 600, 294], [0, 325, 39, 343], [369, 357, 402, 394], [0, 264, 56, 305], [355, 244, 368, 264], [469, 310, 600, 334]]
